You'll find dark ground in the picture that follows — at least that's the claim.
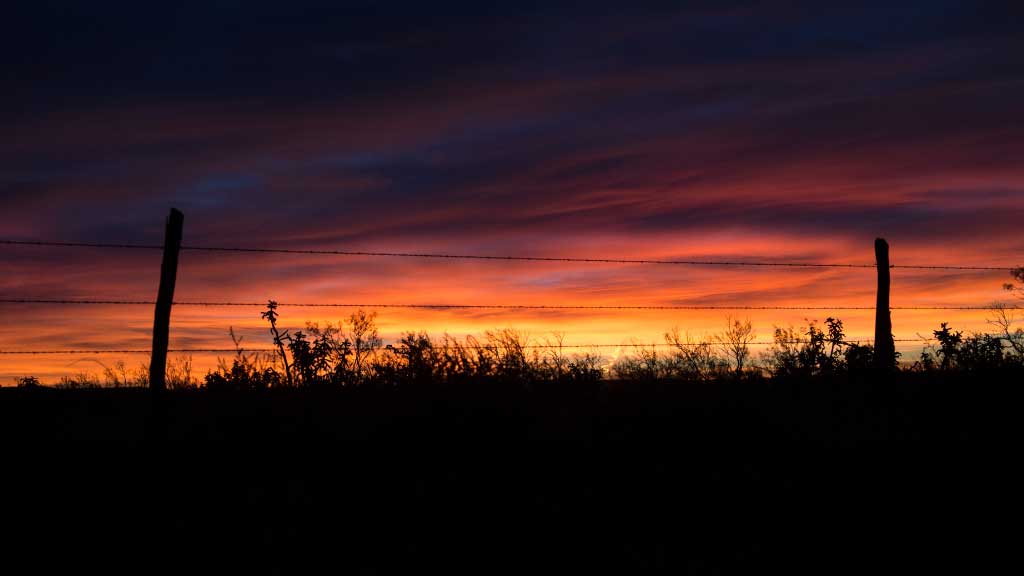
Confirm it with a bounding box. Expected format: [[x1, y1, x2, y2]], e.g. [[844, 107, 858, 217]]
[[1, 374, 1018, 574]]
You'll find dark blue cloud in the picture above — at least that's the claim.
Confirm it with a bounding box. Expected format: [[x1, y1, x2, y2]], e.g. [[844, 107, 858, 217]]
[[1, 1, 1022, 253], [4, 1, 1019, 116]]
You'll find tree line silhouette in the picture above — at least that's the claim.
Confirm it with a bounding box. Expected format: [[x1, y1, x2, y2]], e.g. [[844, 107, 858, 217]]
[[7, 285, 1023, 575], [18, 300, 1024, 389], [8, 215, 1022, 391]]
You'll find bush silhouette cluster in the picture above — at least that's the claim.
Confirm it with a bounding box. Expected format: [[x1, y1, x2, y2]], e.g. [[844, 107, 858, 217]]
[[761, 318, 879, 378], [915, 318, 1024, 373], [15, 302, 1024, 388], [204, 304, 604, 390]]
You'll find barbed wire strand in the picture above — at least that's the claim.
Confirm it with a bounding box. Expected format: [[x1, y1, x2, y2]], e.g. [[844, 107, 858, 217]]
[[0, 338, 955, 355], [0, 239, 1015, 271], [0, 298, 1017, 311]]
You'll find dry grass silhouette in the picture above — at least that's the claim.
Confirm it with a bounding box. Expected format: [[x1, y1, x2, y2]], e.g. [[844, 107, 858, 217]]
[[14, 305, 1024, 388]]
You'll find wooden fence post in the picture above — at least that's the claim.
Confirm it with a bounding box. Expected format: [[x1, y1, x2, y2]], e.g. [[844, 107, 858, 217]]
[[150, 208, 184, 392], [874, 238, 895, 371]]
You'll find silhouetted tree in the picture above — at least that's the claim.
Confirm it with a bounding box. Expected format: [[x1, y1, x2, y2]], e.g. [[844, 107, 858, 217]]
[[542, 332, 569, 380], [612, 341, 665, 380], [484, 328, 535, 381], [348, 310, 382, 383], [565, 351, 604, 382], [664, 327, 729, 381], [101, 361, 131, 388], [716, 316, 755, 375]]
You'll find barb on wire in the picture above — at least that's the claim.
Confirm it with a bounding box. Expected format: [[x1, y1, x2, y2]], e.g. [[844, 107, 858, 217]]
[[0, 338, 938, 355], [0, 298, 1017, 311], [1, 239, 1014, 271]]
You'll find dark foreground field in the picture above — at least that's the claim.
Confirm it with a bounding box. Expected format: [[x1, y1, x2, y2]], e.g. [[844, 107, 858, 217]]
[[1, 374, 1018, 574]]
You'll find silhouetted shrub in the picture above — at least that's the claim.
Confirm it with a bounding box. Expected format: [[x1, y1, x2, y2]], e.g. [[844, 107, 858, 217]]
[[664, 328, 730, 382], [56, 373, 101, 389], [564, 352, 604, 382], [205, 327, 284, 391], [205, 360, 282, 391], [844, 344, 875, 374], [194, 311, 1018, 389], [202, 308, 611, 389], [916, 320, 1024, 373], [611, 342, 666, 380], [762, 318, 869, 377], [286, 323, 353, 387], [15, 376, 40, 388]]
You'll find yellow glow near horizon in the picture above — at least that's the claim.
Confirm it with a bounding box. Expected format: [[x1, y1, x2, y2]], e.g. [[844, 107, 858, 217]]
[[2, 245, 1018, 383]]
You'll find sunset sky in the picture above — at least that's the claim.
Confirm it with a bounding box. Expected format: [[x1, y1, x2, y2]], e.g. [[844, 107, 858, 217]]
[[2, 1, 1023, 381]]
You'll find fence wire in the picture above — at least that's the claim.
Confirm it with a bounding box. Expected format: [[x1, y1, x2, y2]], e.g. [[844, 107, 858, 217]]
[[0, 298, 1017, 311], [0, 338, 948, 355], [1, 239, 1016, 271]]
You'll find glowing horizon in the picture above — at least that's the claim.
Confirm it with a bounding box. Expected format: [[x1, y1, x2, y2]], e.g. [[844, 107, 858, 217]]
[[1, 236, 1020, 382], [2, 3, 1022, 382]]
